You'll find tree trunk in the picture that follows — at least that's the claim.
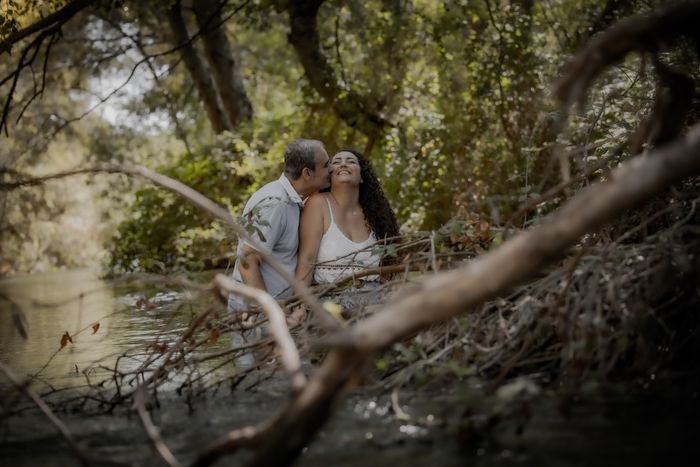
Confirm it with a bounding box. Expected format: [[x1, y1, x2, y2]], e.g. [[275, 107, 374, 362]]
[[166, 0, 232, 133], [287, 0, 389, 134], [192, 0, 253, 127]]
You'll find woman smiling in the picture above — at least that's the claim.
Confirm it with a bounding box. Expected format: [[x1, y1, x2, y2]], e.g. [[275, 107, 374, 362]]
[[295, 149, 399, 287]]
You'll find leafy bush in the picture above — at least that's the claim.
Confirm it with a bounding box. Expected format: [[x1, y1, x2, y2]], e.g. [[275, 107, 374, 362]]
[[108, 137, 267, 273]]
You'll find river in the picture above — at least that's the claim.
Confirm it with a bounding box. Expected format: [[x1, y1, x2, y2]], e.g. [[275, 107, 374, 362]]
[[1, 270, 699, 466]]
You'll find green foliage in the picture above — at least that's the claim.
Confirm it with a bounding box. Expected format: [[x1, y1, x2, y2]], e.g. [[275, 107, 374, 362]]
[[2, 0, 689, 274], [108, 138, 256, 273]]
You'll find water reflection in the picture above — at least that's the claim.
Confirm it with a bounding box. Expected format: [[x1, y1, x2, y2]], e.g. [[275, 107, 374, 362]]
[[0, 270, 120, 389], [0, 270, 207, 391]]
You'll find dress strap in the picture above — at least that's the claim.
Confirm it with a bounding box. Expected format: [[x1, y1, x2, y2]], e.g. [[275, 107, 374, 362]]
[[323, 194, 335, 224]]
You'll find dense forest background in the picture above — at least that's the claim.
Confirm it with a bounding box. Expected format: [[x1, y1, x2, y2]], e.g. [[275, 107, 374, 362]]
[[0, 0, 675, 276]]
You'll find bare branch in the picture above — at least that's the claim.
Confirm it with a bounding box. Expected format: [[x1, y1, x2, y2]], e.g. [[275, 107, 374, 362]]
[[134, 385, 182, 467], [553, 1, 700, 109], [348, 124, 700, 352], [0, 0, 95, 54], [214, 274, 306, 392]]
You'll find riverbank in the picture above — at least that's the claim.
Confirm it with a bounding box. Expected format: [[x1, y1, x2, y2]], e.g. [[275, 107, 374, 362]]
[[2, 372, 699, 466]]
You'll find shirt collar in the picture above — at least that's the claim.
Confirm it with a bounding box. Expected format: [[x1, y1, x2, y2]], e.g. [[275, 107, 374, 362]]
[[278, 173, 304, 206]]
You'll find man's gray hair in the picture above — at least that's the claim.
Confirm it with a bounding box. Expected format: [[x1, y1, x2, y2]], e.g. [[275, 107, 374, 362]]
[[284, 139, 324, 180]]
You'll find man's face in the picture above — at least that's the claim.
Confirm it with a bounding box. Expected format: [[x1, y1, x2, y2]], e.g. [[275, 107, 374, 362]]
[[309, 147, 331, 191]]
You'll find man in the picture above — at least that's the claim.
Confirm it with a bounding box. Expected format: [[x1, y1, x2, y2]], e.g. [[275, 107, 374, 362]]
[[228, 138, 330, 316]]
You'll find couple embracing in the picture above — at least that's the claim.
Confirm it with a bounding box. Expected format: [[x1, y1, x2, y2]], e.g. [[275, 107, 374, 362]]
[[228, 138, 398, 325]]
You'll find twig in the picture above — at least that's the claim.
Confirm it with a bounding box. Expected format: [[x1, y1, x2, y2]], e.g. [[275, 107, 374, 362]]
[[390, 387, 410, 421], [506, 142, 625, 227], [429, 230, 438, 273], [214, 274, 306, 392], [134, 385, 182, 467]]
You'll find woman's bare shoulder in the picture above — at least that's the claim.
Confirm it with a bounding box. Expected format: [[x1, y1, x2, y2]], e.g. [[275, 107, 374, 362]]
[[304, 192, 328, 210]]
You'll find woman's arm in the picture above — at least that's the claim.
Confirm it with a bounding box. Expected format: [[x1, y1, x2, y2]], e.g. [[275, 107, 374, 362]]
[[295, 194, 326, 285]]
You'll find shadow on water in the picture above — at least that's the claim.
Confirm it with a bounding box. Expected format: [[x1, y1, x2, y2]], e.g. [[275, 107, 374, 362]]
[[1, 270, 699, 466]]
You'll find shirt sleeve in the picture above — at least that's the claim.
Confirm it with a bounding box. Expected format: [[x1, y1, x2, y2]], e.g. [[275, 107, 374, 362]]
[[239, 196, 286, 255]]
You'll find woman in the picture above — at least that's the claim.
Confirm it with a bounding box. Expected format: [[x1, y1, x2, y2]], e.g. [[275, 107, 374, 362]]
[[296, 149, 399, 288]]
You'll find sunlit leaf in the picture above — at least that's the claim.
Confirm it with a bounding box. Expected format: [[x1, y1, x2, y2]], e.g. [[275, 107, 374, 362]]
[[323, 301, 344, 323]]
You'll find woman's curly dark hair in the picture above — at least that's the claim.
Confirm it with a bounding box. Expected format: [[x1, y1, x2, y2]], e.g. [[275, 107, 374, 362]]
[[341, 149, 399, 241]]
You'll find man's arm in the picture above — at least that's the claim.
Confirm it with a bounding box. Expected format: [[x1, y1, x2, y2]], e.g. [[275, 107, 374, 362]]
[[237, 198, 284, 292]]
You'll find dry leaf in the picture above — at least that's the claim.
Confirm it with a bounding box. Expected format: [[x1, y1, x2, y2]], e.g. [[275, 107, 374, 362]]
[[60, 331, 72, 348], [209, 327, 219, 345]]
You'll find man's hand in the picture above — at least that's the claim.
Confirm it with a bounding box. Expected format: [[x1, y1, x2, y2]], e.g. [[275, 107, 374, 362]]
[[238, 247, 266, 291], [286, 304, 308, 327]]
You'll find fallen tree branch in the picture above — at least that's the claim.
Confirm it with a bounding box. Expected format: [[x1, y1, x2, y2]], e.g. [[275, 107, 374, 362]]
[[214, 274, 306, 392], [349, 124, 700, 352], [134, 385, 182, 467]]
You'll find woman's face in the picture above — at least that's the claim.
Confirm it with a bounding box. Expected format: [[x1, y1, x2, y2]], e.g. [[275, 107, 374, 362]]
[[330, 151, 362, 185]]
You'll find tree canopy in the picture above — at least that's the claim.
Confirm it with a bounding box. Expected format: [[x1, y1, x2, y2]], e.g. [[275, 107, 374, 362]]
[[4, 0, 689, 274]]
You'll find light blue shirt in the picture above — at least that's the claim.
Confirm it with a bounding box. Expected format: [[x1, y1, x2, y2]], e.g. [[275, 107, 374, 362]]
[[229, 174, 303, 311]]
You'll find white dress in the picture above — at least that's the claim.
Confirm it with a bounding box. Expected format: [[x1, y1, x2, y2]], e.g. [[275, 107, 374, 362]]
[[313, 195, 380, 284]]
